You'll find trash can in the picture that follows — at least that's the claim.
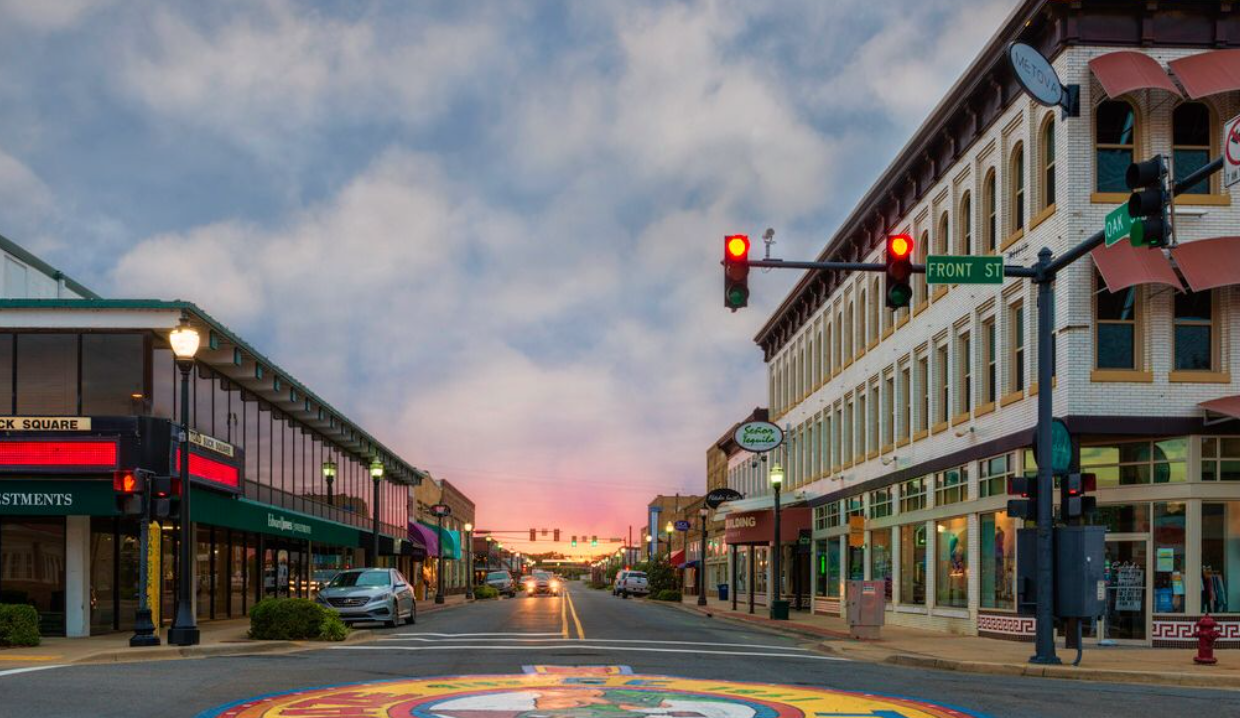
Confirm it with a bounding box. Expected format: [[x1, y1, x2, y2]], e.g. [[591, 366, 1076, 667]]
[[717, 584, 729, 601], [769, 600, 790, 620]]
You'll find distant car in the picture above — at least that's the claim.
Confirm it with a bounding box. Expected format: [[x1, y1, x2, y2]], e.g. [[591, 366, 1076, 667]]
[[316, 568, 415, 628], [485, 570, 516, 597], [525, 571, 561, 596], [615, 570, 649, 597]]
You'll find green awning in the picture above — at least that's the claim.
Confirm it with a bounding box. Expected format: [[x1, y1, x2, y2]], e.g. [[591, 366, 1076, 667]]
[[193, 489, 365, 547], [418, 521, 460, 559]]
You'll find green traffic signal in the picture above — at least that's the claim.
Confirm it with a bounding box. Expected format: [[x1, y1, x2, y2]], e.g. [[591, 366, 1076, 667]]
[[887, 284, 912, 307]]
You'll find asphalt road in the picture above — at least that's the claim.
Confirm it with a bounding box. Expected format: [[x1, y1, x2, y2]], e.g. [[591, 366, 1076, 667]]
[[1, 582, 1236, 717]]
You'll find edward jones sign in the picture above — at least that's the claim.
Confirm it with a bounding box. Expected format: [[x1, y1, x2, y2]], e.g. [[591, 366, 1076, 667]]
[[733, 421, 783, 453]]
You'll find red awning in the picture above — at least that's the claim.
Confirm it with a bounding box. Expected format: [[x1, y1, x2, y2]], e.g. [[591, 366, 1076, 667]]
[[670, 549, 685, 568], [1169, 50, 1240, 100], [1089, 52, 1182, 98], [1171, 237, 1240, 292], [1091, 241, 1183, 293], [1200, 395, 1240, 421]]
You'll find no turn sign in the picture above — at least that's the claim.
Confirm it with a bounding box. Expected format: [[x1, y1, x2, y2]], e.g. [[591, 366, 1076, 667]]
[[1225, 113, 1240, 188]]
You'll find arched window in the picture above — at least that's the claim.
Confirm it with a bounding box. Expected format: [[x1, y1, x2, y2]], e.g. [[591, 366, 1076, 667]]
[[983, 170, 997, 253], [915, 230, 929, 306], [936, 213, 949, 255], [1010, 142, 1025, 233], [1173, 102, 1213, 195], [869, 276, 880, 344], [1095, 100, 1136, 193], [1040, 116, 1056, 209], [959, 192, 972, 255]]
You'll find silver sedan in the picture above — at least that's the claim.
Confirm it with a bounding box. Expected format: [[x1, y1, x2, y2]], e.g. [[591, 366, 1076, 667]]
[[315, 568, 416, 628]]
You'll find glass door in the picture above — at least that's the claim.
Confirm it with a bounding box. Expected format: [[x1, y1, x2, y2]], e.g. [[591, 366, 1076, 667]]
[[1101, 538, 1149, 642], [0, 517, 67, 636]]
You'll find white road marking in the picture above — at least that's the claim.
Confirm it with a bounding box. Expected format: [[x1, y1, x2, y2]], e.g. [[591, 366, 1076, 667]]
[[378, 637, 811, 651], [332, 645, 846, 661], [0, 665, 66, 678], [392, 632, 564, 637]]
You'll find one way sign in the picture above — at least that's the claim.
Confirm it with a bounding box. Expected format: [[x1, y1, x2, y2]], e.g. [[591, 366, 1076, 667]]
[[1225, 113, 1240, 188]]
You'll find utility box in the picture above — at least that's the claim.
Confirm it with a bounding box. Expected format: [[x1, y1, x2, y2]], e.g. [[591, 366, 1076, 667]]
[[1015, 527, 1039, 616], [846, 580, 885, 639], [1055, 525, 1106, 618]]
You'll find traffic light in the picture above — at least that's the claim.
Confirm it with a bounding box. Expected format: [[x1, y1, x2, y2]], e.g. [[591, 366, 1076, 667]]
[[554, 529, 560, 542], [884, 234, 914, 309], [1006, 475, 1038, 522], [150, 474, 176, 519], [1127, 155, 1169, 247], [591, 536, 598, 547], [571, 536, 578, 547], [1060, 472, 1097, 522], [113, 469, 149, 516], [723, 234, 750, 312], [530, 528, 537, 542]]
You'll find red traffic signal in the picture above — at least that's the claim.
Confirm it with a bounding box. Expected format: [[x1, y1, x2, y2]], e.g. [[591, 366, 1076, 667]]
[[885, 234, 914, 309], [113, 469, 146, 494], [1006, 475, 1038, 521], [723, 234, 750, 311]]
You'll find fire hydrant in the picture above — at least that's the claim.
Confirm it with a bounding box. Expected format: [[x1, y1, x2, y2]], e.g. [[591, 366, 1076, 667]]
[[1193, 615, 1221, 665]]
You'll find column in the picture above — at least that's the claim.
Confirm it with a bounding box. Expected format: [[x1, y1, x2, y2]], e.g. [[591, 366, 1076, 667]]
[[64, 515, 91, 637], [1186, 499, 1202, 616], [924, 519, 937, 611]]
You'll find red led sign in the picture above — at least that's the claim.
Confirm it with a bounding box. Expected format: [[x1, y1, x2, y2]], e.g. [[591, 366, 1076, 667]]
[[174, 449, 241, 492], [0, 440, 119, 470]]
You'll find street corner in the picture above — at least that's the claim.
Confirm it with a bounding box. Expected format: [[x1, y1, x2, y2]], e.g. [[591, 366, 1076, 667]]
[[196, 669, 992, 718]]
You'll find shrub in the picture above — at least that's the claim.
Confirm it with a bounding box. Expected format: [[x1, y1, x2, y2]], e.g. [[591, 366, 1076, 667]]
[[636, 556, 679, 594], [652, 590, 682, 602], [474, 585, 499, 600], [249, 598, 349, 641], [0, 604, 40, 647]]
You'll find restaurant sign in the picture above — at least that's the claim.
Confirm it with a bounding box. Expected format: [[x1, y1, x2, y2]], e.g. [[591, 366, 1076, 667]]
[[733, 421, 783, 453]]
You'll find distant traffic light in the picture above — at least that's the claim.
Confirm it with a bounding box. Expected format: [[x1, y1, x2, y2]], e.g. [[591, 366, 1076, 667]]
[[554, 529, 560, 542], [530, 528, 537, 542], [591, 536, 598, 547], [571, 536, 577, 547], [1006, 475, 1038, 522], [723, 234, 750, 312], [885, 234, 914, 309], [1060, 472, 1097, 522], [1127, 156, 1169, 247]]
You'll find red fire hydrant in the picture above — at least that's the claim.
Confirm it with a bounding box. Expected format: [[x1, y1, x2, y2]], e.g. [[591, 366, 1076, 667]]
[[1193, 615, 1221, 665]]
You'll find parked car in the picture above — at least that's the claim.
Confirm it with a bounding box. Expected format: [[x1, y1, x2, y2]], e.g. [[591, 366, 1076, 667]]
[[316, 568, 415, 628], [485, 570, 517, 597], [614, 570, 649, 597], [524, 570, 562, 596]]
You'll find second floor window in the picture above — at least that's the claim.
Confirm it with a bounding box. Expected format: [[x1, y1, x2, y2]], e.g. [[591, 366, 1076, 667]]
[[1010, 143, 1025, 233], [1041, 117, 1056, 209], [1009, 302, 1026, 392], [1173, 102, 1212, 195], [1096, 100, 1136, 193], [1174, 291, 1213, 371], [900, 477, 927, 513], [1096, 271, 1137, 370]]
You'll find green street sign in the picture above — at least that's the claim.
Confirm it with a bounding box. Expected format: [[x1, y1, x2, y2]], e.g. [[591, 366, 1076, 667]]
[[1104, 204, 1134, 247], [925, 255, 1004, 285], [1051, 418, 1072, 473]]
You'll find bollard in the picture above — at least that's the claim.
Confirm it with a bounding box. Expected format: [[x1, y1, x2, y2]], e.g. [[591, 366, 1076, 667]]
[[1193, 615, 1222, 665]]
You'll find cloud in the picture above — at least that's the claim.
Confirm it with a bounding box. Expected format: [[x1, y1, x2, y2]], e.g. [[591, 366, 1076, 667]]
[[0, 0, 108, 32], [0, 147, 54, 228]]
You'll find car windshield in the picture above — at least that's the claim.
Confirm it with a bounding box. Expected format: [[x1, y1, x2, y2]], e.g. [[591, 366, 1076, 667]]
[[486, 572, 509, 581], [534, 572, 551, 579], [627, 572, 647, 578], [328, 570, 390, 587]]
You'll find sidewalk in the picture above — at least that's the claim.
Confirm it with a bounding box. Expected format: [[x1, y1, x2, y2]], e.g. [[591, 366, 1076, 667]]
[[0, 596, 469, 669], [677, 596, 1240, 689]]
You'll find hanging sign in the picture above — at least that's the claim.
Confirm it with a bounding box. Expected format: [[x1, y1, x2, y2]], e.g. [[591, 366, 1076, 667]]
[[733, 421, 783, 453], [674, 520, 691, 531], [705, 487, 744, 509], [1009, 43, 1064, 107], [1224, 113, 1240, 188], [431, 503, 452, 517]]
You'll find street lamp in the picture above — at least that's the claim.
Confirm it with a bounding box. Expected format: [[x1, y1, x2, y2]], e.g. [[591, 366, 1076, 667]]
[[769, 462, 785, 620], [322, 459, 337, 505], [167, 316, 201, 646], [464, 522, 474, 599], [697, 506, 709, 606], [369, 458, 384, 566], [665, 520, 674, 559]]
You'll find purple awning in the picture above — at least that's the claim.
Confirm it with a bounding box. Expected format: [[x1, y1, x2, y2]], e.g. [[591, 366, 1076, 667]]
[[408, 521, 440, 558]]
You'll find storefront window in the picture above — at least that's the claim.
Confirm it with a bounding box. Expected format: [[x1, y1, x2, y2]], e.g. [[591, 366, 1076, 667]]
[[754, 547, 768, 594], [900, 523, 926, 605], [870, 528, 892, 601], [826, 540, 841, 598], [81, 334, 145, 415], [0, 334, 13, 412], [0, 517, 66, 635], [1153, 502, 1186, 614], [980, 512, 1015, 609], [1094, 504, 1151, 534], [935, 517, 968, 608], [1201, 503, 1239, 614], [1202, 437, 1240, 481], [196, 527, 212, 619], [815, 540, 828, 597], [1072, 439, 1186, 487], [90, 518, 116, 632], [979, 453, 1013, 498], [16, 334, 77, 415], [848, 544, 865, 582]]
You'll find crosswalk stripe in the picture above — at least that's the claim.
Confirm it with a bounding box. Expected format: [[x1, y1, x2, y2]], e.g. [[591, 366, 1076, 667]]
[[331, 645, 846, 661], [0, 665, 67, 679], [377, 637, 811, 651]]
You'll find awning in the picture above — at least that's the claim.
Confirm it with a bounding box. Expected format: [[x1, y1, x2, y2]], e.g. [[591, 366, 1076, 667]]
[[1091, 242, 1183, 293], [1169, 50, 1240, 100], [416, 521, 460, 560], [724, 507, 812, 546], [407, 521, 440, 558], [1171, 237, 1240, 292], [682, 559, 700, 569], [1200, 395, 1240, 421], [1089, 51, 1182, 98], [670, 549, 685, 568]]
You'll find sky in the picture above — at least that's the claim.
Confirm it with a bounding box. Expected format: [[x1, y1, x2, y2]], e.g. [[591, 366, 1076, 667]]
[[0, 0, 1018, 558]]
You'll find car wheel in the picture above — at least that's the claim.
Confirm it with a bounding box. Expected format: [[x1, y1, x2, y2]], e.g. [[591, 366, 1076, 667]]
[[406, 605, 417, 625], [383, 601, 399, 629]]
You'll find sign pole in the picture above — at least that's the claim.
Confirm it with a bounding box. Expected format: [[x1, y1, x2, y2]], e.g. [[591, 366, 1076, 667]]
[[129, 504, 160, 647], [1031, 248, 1061, 665]]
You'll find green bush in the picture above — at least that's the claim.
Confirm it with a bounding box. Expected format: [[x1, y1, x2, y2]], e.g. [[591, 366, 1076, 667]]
[[474, 585, 499, 600], [636, 556, 679, 594], [249, 598, 349, 641], [0, 604, 40, 647], [651, 589, 682, 602]]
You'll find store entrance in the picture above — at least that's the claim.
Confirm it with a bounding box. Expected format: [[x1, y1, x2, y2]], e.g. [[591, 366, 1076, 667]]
[[1101, 538, 1149, 642], [0, 517, 66, 636]]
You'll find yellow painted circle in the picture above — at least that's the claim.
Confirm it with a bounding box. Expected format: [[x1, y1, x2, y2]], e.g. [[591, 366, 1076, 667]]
[[201, 672, 987, 718]]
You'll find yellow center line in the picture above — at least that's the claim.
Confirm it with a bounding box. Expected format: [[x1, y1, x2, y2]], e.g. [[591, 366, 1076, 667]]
[[566, 588, 585, 640], [560, 589, 569, 638]]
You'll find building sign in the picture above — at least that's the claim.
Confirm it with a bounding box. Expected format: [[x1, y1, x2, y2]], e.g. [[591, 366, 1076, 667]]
[[1008, 42, 1064, 107], [267, 512, 312, 537], [849, 515, 866, 548], [190, 431, 236, 458], [674, 519, 691, 531], [0, 439, 119, 472], [192, 488, 363, 547], [0, 416, 92, 431], [705, 487, 743, 509], [733, 421, 783, 453], [1225, 113, 1240, 188], [174, 447, 242, 493], [724, 507, 811, 545], [0, 480, 119, 515], [431, 503, 452, 517]]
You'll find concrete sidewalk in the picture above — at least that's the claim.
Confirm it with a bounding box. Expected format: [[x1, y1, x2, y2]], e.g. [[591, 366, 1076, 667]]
[[678, 596, 1240, 689], [0, 595, 469, 669]]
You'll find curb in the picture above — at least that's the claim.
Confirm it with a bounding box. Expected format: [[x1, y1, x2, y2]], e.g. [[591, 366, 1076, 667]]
[[670, 602, 851, 642]]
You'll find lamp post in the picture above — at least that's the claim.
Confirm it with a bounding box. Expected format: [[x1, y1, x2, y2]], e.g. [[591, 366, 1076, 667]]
[[697, 507, 709, 606], [167, 316, 201, 647], [664, 520, 674, 559], [322, 459, 337, 505], [769, 462, 785, 620], [369, 459, 384, 566], [464, 522, 474, 599]]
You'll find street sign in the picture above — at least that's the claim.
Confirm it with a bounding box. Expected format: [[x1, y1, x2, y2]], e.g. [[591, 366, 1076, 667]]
[[733, 421, 783, 453], [1225, 113, 1240, 188], [1104, 204, 1135, 247], [1033, 418, 1073, 474], [1008, 43, 1064, 107], [674, 520, 691, 531], [705, 487, 743, 509], [925, 255, 1004, 285]]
